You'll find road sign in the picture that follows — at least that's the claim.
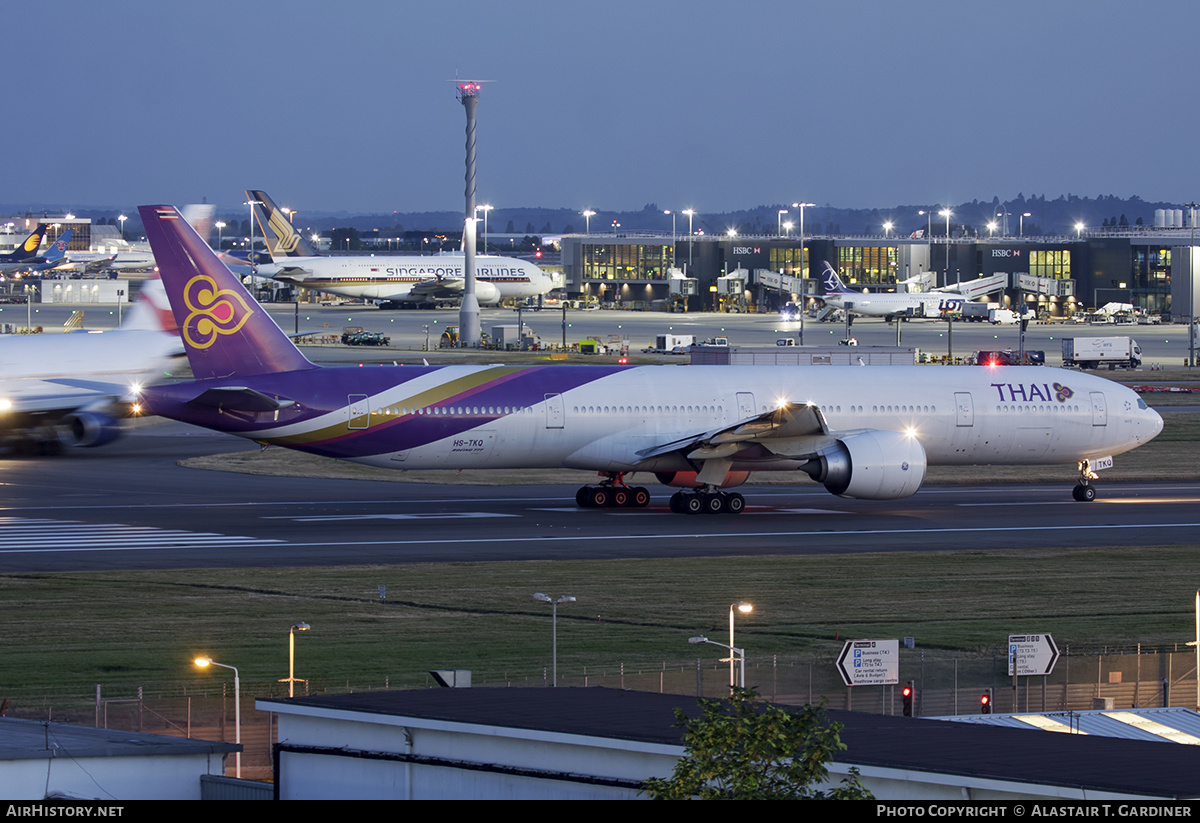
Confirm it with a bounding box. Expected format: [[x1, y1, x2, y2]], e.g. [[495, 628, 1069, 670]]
[[836, 639, 899, 686], [1007, 634, 1060, 676]]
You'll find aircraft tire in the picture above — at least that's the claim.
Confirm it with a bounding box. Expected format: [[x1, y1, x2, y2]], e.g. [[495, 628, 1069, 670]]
[[670, 492, 685, 513], [683, 494, 705, 515], [725, 493, 745, 514], [632, 487, 650, 507], [611, 488, 629, 507], [704, 493, 726, 514], [576, 487, 591, 508], [1073, 483, 1096, 502], [589, 487, 610, 508]]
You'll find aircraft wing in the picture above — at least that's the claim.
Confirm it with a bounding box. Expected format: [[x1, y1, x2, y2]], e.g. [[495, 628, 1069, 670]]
[[267, 265, 315, 281], [406, 277, 465, 300], [636, 402, 840, 462]]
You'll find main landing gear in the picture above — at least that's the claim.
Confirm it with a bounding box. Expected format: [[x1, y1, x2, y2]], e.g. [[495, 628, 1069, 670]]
[[669, 488, 745, 515], [1072, 459, 1098, 502], [575, 472, 650, 509]]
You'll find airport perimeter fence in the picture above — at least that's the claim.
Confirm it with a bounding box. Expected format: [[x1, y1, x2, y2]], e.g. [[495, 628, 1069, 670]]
[[6, 646, 1197, 781]]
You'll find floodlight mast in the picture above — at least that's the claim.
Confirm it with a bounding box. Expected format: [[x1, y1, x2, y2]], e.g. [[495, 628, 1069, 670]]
[[458, 81, 483, 348]]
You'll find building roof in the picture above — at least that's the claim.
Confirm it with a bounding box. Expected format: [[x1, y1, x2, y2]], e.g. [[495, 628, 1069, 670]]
[[260, 687, 1200, 798], [0, 717, 239, 762], [940, 707, 1200, 743]]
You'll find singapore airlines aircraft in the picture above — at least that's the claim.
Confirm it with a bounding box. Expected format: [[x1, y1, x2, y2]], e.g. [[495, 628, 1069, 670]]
[[0, 274, 183, 451], [247, 189, 553, 307], [820, 262, 984, 320], [136, 204, 1162, 512]]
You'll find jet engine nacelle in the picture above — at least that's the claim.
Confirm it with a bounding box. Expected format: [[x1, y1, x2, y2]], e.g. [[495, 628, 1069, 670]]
[[813, 429, 926, 500], [59, 412, 123, 448], [476, 280, 501, 305], [654, 470, 751, 489]]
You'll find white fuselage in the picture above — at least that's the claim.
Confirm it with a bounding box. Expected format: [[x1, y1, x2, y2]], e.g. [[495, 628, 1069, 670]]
[[0, 330, 181, 412], [823, 290, 970, 318], [259, 254, 552, 304], [234, 365, 1161, 477]]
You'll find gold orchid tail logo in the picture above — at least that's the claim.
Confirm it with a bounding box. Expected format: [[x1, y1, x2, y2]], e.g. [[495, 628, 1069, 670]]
[[182, 274, 255, 349]]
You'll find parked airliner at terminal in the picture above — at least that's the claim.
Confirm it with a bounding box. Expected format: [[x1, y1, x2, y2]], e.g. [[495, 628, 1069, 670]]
[[136, 205, 1161, 514], [248, 189, 553, 307]]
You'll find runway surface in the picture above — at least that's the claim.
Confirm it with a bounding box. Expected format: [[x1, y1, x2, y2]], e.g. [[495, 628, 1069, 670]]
[[0, 423, 1196, 572]]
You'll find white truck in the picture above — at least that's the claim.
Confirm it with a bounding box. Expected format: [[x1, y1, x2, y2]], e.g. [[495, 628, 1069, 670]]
[[649, 333, 696, 354], [1061, 336, 1142, 370]]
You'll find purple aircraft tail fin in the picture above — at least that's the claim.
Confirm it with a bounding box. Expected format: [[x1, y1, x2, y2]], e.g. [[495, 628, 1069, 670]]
[[138, 205, 315, 379]]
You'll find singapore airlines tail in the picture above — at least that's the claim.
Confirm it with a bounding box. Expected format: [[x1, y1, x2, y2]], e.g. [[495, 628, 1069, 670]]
[[247, 189, 320, 258], [138, 205, 315, 379]]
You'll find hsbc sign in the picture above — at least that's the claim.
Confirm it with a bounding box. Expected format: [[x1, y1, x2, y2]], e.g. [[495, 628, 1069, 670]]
[[732, 247, 761, 255], [992, 249, 1023, 258]]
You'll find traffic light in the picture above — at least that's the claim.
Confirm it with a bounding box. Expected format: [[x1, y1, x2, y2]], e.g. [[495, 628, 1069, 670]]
[[980, 689, 993, 714], [902, 681, 915, 717]]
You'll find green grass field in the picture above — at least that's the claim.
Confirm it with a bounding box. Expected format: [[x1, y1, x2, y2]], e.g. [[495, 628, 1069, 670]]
[[4, 545, 1199, 700]]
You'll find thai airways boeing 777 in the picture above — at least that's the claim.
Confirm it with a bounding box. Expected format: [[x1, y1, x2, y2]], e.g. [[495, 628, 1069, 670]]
[[136, 205, 1161, 512]]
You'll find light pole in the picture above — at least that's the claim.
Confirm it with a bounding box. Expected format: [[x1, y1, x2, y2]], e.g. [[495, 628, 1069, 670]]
[[476, 204, 493, 253], [194, 657, 241, 778], [582, 209, 595, 235], [689, 636, 747, 691], [1074, 221, 1085, 239], [683, 209, 696, 268], [533, 592, 575, 686], [1187, 202, 1200, 367], [777, 209, 788, 236], [280, 622, 310, 698], [1020, 212, 1032, 237], [940, 209, 953, 289], [664, 210, 676, 247], [794, 202, 814, 344], [25, 284, 36, 330], [729, 602, 752, 686], [215, 221, 226, 251], [245, 198, 263, 269], [118, 214, 127, 242]]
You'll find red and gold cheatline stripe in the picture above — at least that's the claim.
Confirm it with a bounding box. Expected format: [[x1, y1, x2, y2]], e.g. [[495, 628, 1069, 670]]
[[267, 366, 530, 446]]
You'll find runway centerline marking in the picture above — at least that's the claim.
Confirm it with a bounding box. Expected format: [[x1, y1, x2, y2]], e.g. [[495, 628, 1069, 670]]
[[263, 512, 518, 522]]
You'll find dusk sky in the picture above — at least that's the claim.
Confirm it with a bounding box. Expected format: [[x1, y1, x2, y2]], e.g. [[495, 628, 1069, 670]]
[[9, 0, 1199, 216]]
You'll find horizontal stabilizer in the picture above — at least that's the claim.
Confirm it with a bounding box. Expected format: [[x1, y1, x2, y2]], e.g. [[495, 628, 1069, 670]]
[[185, 386, 296, 413]]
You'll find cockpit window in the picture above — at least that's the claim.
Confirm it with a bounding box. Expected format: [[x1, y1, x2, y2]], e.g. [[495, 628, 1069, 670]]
[[1138, 399, 1148, 410]]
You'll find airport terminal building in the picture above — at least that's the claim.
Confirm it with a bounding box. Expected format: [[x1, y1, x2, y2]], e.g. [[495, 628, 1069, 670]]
[[560, 230, 1197, 319]]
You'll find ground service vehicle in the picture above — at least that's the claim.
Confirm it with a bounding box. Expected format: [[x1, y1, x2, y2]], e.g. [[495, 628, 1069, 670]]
[[1061, 337, 1142, 370]]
